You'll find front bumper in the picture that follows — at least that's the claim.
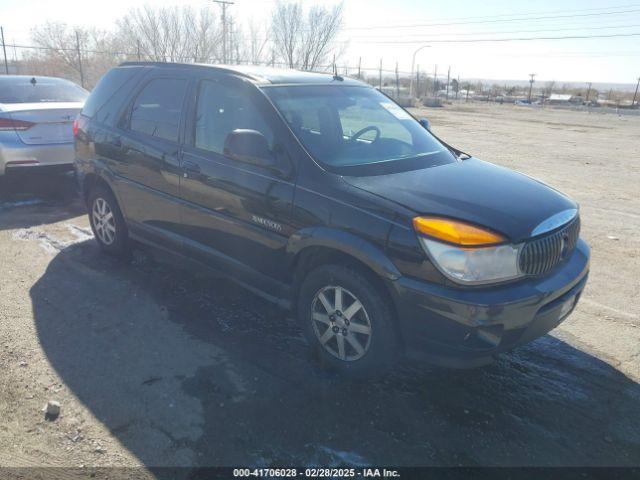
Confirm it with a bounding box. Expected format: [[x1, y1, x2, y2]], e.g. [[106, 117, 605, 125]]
[[0, 135, 75, 175], [392, 239, 590, 368]]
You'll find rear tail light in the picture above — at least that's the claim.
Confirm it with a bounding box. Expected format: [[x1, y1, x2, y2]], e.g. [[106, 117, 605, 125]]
[[0, 116, 35, 131], [73, 114, 86, 138]]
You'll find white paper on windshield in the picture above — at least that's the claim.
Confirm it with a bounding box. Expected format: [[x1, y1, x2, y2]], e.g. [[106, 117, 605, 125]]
[[380, 102, 412, 120]]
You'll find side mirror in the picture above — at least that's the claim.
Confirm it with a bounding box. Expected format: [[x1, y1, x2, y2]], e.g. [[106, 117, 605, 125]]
[[419, 118, 431, 131], [224, 129, 276, 169]]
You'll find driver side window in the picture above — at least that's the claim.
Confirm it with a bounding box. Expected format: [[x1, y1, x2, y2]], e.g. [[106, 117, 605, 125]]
[[194, 80, 275, 155]]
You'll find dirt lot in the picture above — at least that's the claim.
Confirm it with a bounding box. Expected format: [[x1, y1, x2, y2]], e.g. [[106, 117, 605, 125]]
[[0, 104, 639, 475]]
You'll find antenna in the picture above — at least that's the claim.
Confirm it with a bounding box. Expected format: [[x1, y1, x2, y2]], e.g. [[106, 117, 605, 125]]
[[332, 55, 343, 80]]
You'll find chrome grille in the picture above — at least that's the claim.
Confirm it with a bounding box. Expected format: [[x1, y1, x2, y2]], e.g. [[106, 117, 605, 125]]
[[519, 217, 580, 276]]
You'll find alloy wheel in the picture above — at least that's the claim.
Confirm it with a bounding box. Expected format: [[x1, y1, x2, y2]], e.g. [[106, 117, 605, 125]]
[[311, 285, 372, 362], [92, 197, 116, 245]]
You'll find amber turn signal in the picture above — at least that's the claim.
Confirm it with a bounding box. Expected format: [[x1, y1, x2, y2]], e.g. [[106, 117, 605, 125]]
[[413, 216, 506, 246]]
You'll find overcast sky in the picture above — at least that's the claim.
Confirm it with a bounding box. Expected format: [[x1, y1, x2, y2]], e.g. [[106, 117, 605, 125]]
[[0, 0, 639, 85]]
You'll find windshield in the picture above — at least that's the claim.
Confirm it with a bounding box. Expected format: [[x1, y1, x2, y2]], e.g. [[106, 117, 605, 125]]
[[264, 85, 455, 173], [0, 77, 88, 104]]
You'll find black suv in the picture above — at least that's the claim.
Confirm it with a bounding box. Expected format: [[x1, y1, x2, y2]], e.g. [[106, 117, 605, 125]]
[[75, 62, 590, 373]]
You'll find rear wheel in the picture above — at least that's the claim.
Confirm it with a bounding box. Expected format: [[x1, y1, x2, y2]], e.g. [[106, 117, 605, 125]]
[[87, 185, 129, 258], [297, 264, 398, 374]]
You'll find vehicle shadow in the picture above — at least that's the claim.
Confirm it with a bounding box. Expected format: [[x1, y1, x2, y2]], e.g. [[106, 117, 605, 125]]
[[0, 172, 84, 230], [31, 241, 640, 469]]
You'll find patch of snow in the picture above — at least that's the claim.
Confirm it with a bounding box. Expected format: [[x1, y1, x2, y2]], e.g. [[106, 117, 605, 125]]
[[12, 224, 93, 255]]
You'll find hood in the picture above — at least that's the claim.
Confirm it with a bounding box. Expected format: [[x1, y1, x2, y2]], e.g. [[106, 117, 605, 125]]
[[342, 158, 577, 242]]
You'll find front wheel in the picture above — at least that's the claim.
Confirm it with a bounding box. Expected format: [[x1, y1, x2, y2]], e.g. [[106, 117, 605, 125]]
[[297, 265, 398, 374]]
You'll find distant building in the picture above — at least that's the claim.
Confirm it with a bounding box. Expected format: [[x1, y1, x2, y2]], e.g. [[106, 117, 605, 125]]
[[547, 93, 584, 105]]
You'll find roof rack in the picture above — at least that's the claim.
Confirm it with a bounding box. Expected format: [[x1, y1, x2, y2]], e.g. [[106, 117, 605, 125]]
[[117, 61, 261, 81]]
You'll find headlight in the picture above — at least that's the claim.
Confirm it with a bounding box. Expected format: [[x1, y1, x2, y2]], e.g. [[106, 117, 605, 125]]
[[419, 237, 522, 284], [413, 216, 523, 285]]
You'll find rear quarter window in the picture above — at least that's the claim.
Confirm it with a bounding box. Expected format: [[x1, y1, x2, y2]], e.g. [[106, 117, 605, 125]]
[[82, 67, 144, 125]]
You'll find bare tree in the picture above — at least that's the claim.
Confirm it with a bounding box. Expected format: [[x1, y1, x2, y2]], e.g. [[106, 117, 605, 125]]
[[25, 2, 342, 88], [116, 5, 221, 63], [271, 1, 343, 70], [543, 80, 556, 97], [31, 22, 83, 77], [247, 19, 269, 65], [30, 22, 123, 87], [299, 3, 343, 70], [271, 2, 302, 68], [192, 7, 219, 63]]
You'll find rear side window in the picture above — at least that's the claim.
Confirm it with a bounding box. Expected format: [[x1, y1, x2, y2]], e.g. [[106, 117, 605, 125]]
[[82, 68, 140, 120], [0, 77, 87, 104], [129, 78, 187, 143], [194, 80, 274, 155]]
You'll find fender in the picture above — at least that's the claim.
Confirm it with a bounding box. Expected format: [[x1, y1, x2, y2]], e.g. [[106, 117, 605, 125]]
[[77, 158, 129, 217], [286, 226, 401, 281]]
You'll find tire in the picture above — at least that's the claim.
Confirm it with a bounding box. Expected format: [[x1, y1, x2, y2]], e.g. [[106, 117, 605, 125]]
[[87, 184, 130, 259], [297, 264, 399, 375]]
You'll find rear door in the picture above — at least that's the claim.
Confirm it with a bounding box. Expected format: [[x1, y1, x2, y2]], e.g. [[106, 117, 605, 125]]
[[178, 75, 296, 295], [111, 74, 190, 245]]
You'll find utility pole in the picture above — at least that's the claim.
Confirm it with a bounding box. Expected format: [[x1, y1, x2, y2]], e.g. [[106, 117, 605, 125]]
[[445, 66, 450, 100], [1, 26, 8, 74], [456, 75, 460, 99], [528, 73, 536, 103], [357, 57, 361, 79], [586, 82, 592, 103], [379, 58, 382, 90], [75, 31, 84, 88], [395, 61, 399, 98], [416, 65, 420, 98], [633, 77, 640, 107], [212, 0, 234, 64], [229, 18, 234, 64], [433, 65, 438, 96]]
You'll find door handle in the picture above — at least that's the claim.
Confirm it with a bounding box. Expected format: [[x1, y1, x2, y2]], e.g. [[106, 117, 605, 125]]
[[183, 160, 201, 177]]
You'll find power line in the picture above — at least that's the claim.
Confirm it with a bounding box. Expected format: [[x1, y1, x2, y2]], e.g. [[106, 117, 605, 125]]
[[343, 2, 640, 28], [342, 23, 640, 40], [338, 32, 640, 45], [344, 8, 640, 31]]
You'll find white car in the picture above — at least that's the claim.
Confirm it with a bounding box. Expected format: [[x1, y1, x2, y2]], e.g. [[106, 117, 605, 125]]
[[0, 75, 88, 176]]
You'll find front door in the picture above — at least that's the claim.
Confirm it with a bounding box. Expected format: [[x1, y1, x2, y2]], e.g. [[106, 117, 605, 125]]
[[178, 76, 296, 296]]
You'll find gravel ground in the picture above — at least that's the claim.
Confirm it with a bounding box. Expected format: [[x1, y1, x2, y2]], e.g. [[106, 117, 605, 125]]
[[0, 103, 638, 474]]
